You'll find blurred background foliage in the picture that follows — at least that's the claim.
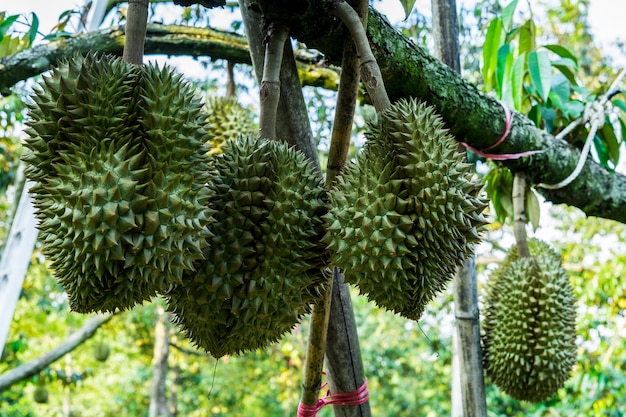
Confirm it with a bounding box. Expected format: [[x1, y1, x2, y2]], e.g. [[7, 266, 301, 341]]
[[0, 0, 624, 416]]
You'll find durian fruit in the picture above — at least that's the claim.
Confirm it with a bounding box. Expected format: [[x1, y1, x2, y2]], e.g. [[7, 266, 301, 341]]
[[93, 342, 111, 362], [33, 385, 49, 404], [324, 98, 488, 320], [482, 239, 577, 402], [166, 136, 328, 358], [204, 96, 256, 155], [22, 53, 213, 313]]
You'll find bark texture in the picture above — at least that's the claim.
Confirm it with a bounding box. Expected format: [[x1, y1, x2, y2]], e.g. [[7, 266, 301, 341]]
[[0, 25, 337, 94]]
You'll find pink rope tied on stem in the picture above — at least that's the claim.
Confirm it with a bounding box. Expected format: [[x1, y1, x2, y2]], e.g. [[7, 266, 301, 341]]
[[297, 378, 369, 417], [461, 102, 544, 160]]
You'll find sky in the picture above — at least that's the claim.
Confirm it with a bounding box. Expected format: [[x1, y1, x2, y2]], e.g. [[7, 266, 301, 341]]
[[3, 0, 625, 66]]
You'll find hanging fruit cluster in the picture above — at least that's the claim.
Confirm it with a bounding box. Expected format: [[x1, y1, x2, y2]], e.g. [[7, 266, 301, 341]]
[[482, 239, 577, 402], [23, 53, 213, 313], [23, 52, 489, 356], [166, 136, 328, 357], [324, 99, 488, 320]]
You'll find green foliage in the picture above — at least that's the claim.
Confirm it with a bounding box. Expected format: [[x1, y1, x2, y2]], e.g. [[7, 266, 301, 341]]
[[480, 0, 625, 225]]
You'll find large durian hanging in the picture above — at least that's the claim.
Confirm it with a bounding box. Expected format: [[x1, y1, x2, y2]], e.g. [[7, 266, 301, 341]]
[[166, 136, 328, 358], [22, 52, 214, 313], [482, 239, 577, 402], [204, 96, 256, 155], [324, 98, 488, 320]]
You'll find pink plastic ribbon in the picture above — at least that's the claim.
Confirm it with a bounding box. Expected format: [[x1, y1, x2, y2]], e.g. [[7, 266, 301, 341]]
[[461, 102, 544, 160], [297, 378, 369, 417]]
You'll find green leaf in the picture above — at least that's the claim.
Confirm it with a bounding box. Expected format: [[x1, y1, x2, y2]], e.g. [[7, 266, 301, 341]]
[[593, 133, 612, 170], [525, 188, 541, 231], [599, 118, 620, 166], [564, 100, 585, 119], [518, 19, 535, 56], [0, 14, 19, 42], [399, 0, 416, 20], [553, 62, 578, 86], [543, 44, 578, 66], [27, 13, 39, 45], [482, 17, 503, 92], [502, 0, 519, 32], [613, 99, 626, 113], [511, 53, 526, 111], [528, 49, 552, 102], [496, 44, 513, 100]]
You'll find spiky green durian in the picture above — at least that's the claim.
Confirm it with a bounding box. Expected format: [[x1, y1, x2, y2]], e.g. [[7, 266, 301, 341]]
[[324, 98, 488, 320], [22, 53, 213, 313], [204, 96, 256, 155], [166, 136, 327, 358], [482, 239, 577, 402]]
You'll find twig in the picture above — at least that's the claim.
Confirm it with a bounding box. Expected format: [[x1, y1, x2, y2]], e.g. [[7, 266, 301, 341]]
[[123, 0, 149, 64], [329, 1, 391, 113], [512, 172, 531, 258], [258, 22, 289, 141]]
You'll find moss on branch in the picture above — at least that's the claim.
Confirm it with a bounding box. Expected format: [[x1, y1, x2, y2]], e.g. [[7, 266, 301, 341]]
[[0, 24, 337, 93]]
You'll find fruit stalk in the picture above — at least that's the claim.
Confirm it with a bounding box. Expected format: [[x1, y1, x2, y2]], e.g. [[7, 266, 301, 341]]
[[329, 0, 391, 113], [259, 22, 289, 141], [512, 171, 531, 258], [123, 0, 149, 65]]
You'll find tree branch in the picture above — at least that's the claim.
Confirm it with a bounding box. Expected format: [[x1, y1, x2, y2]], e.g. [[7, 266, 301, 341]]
[[0, 314, 113, 392], [250, 2, 626, 224], [0, 24, 338, 94]]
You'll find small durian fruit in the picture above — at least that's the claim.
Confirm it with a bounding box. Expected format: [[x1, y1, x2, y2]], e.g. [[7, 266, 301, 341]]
[[166, 136, 328, 358], [22, 53, 213, 313], [482, 239, 577, 402], [324, 98, 488, 320], [204, 96, 256, 155], [33, 385, 49, 404], [93, 342, 110, 362]]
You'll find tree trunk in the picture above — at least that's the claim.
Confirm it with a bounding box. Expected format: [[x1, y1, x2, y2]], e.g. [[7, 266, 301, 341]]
[[149, 305, 172, 417], [430, 0, 487, 415]]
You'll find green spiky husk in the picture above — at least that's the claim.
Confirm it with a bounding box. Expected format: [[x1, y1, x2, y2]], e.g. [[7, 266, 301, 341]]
[[22, 53, 213, 313], [204, 96, 256, 155], [482, 239, 577, 402], [166, 136, 327, 358], [324, 98, 488, 320]]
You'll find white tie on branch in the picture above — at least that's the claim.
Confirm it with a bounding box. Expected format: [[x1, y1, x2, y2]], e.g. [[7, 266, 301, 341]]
[[538, 68, 626, 190]]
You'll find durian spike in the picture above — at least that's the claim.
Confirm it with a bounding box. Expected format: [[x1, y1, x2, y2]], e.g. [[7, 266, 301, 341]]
[[123, 0, 149, 65], [512, 171, 531, 258], [330, 0, 391, 113]]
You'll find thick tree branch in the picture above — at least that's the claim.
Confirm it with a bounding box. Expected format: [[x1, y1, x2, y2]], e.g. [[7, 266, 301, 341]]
[[1, 10, 624, 222], [0, 314, 112, 392], [0, 24, 338, 93], [252, 2, 626, 223]]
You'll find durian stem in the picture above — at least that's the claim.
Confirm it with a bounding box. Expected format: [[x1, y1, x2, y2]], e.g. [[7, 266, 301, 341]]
[[300, 3, 372, 414], [123, 0, 149, 65], [326, 10, 365, 184], [225, 60, 236, 98], [259, 22, 289, 141], [330, 1, 391, 113], [513, 171, 531, 258], [300, 275, 334, 407]]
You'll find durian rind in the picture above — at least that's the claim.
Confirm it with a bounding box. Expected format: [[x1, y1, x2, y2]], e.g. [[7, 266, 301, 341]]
[[324, 98, 488, 320], [482, 239, 577, 402], [204, 96, 256, 155], [22, 53, 213, 313], [167, 136, 327, 358]]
